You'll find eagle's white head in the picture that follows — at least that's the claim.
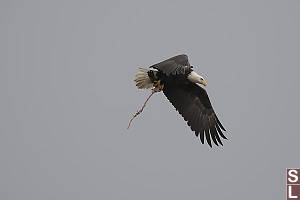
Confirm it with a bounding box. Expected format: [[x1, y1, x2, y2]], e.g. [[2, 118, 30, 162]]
[[187, 71, 207, 86]]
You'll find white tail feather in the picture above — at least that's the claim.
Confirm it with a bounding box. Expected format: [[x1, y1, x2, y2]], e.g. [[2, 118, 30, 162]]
[[134, 68, 153, 89]]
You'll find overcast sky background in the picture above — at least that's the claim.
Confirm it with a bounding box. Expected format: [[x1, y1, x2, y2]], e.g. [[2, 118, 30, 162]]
[[1, 0, 300, 199]]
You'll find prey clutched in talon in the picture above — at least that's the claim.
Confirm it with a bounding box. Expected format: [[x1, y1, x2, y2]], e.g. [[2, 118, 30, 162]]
[[127, 77, 165, 130]]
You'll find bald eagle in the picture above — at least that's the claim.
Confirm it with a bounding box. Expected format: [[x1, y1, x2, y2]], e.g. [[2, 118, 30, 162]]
[[134, 54, 227, 147]]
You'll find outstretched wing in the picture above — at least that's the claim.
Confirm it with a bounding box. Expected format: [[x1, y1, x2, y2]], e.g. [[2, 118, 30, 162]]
[[150, 54, 192, 76], [163, 82, 226, 147]]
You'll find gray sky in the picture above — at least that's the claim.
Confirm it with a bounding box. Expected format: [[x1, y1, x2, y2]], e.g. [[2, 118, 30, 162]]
[[1, 0, 300, 199]]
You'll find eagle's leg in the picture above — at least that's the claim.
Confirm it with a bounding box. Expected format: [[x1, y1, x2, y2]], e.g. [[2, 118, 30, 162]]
[[153, 80, 164, 92]]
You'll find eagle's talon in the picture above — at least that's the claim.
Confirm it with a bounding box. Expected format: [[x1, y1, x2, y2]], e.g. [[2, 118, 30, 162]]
[[153, 83, 164, 92]]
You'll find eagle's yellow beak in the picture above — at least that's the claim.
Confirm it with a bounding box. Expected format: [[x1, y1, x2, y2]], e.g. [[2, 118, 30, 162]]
[[200, 79, 207, 86]]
